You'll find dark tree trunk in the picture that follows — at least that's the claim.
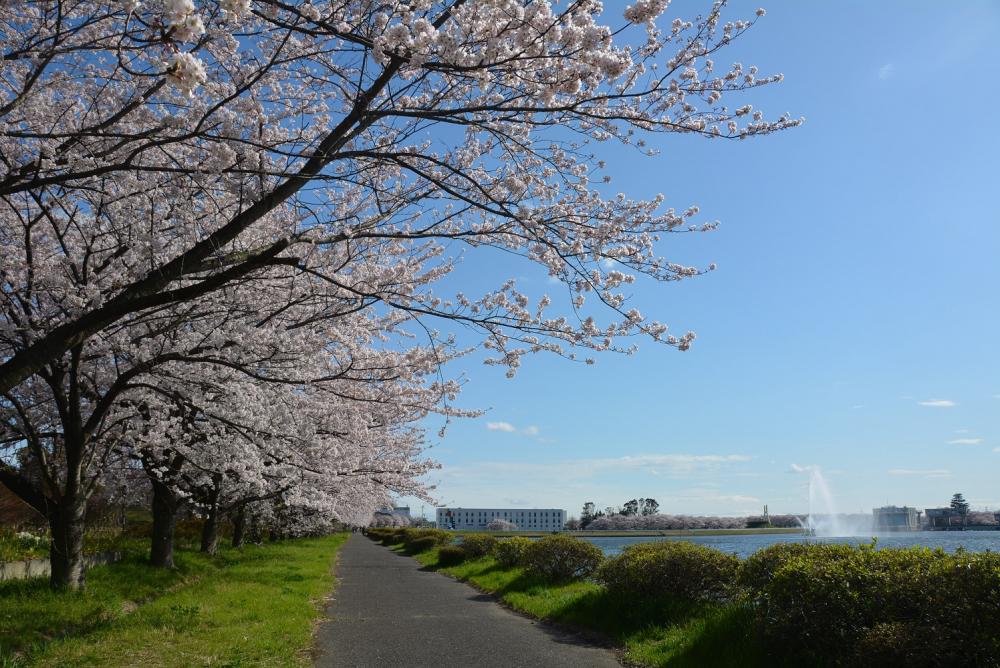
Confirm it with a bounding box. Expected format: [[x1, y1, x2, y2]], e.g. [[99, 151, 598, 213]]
[[231, 507, 246, 548], [48, 497, 87, 591], [199, 474, 222, 554], [200, 505, 219, 555], [150, 477, 180, 568]]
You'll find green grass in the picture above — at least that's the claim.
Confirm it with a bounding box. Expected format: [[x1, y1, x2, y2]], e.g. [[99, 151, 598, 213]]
[[405, 545, 774, 668], [0, 534, 348, 667]]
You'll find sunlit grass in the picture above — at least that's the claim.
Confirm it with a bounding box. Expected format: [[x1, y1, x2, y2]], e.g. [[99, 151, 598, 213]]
[[0, 534, 347, 667]]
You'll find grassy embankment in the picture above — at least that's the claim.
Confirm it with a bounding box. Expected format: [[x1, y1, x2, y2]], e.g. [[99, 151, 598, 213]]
[[401, 544, 768, 668], [0, 534, 348, 668]]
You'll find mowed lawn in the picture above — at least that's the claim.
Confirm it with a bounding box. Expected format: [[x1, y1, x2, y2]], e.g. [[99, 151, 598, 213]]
[[0, 534, 348, 667]]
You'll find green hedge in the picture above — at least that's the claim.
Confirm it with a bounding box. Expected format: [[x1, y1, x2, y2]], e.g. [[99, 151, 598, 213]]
[[522, 535, 603, 582], [402, 529, 451, 547], [380, 530, 406, 546], [405, 536, 439, 554], [437, 545, 467, 567], [494, 537, 532, 568], [737, 541, 820, 592], [598, 540, 738, 603], [460, 534, 497, 558], [746, 543, 1000, 667]]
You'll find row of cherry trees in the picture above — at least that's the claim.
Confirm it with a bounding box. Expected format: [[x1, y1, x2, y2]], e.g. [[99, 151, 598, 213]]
[[1, 0, 795, 589]]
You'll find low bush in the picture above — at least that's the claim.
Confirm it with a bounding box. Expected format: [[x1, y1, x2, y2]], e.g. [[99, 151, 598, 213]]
[[597, 540, 739, 604], [522, 535, 603, 582], [748, 543, 1000, 667], [380, 529, 406, 546], [402, 528, 451, 547], [405, 536, 439, 554], [437, 545, 467, 567], [494, 537, 532, 568], [460, 533, 497, 558], [736, 541, 823, 592]]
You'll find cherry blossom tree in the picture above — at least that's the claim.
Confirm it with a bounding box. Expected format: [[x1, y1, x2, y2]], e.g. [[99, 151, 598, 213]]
[[370, 510, 414, 528], [1, 0, 798, 589], [1, 0, 798, 393], [0, 267, 459, 584], [486, 518, 517, 531]]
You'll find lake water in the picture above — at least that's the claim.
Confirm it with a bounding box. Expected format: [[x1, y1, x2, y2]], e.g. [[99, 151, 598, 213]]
[[582, 531, 1000, 558]]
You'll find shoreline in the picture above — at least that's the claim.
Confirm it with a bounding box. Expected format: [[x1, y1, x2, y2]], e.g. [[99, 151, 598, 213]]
[[450, 527, 804, 538]]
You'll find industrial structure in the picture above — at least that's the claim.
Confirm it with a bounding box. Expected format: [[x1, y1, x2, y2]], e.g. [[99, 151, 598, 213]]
[[437, 507, 566, 531], [924, 507, 966, 529], [872, 505, 920, 531]]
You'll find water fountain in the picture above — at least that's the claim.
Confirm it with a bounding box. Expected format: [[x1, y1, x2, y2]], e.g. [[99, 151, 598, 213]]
[[793, 464, 870, 537]]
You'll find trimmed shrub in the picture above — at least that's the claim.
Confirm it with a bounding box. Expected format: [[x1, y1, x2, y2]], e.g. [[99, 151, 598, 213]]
[[460, 534, 497, 558], [437, 545, 467, 567], [597, 540, 738, 603], [494, 537, 532, 568], [380, 529, 407, 545], [385, 528, 448, 548], [406, 536, 439, 554], [737, 541, 825, 592], [748, 543, 1000, 667], [402, 529, 451, 547], [522, 535, 603, 582]]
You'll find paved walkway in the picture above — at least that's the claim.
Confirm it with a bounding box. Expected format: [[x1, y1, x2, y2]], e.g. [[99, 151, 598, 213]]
[[314, 535, 620, 668]]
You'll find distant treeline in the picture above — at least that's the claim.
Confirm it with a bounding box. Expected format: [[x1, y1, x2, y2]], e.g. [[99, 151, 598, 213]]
[[585, 514, 805, 530], [582, 511, 999, 531]]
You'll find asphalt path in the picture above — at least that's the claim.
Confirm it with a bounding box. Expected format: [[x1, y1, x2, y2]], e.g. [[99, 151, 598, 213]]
[[314, 535, 621, 668]]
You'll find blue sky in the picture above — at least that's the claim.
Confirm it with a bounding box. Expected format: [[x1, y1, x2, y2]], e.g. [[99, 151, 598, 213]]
[[397, 1, 1000, 520]]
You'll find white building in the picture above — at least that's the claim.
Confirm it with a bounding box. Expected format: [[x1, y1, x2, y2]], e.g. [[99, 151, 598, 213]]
[[437, 507, 566, 531]]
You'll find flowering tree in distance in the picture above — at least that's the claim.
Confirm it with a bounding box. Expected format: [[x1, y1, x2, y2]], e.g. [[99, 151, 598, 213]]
[[1, 0, 798, 589]]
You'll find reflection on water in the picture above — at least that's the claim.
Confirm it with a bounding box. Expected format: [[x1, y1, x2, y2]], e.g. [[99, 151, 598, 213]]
[[583, 531, 1000, 559]]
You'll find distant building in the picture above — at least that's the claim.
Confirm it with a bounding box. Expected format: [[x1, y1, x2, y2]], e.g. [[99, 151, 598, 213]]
[[746, 505, 772, 529], [437, 507, 566, 531], [924, 507, 965, 529], [872, 506, 920, 531]]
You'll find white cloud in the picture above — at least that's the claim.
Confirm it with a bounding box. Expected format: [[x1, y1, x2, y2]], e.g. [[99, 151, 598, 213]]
[[486, 421, 516, 433], [878, 63, 894, 80], [947, 438, 982, 445], [851, 404, 865, 410], [888, 468, 952, 478], [523, 425, 540, 436], [994, 447, 1000, 453], [918, 399, 956, 408]]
